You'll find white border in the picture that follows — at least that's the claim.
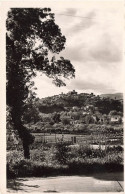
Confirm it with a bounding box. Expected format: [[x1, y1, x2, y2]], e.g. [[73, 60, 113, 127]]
[[0, 0, 124, 193]]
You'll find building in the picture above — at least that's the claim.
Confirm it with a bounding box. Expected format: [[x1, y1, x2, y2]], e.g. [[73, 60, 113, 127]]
[[110, 115, 122, 124]]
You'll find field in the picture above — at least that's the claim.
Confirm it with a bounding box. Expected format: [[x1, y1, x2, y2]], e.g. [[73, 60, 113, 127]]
[[32, 132, 123, 146], [31, 124, 123, 148], [7, 124, 123, 178]]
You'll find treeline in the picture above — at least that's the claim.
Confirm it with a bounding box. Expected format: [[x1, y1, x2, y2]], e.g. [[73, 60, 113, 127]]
[[94, 98, 123, 114]]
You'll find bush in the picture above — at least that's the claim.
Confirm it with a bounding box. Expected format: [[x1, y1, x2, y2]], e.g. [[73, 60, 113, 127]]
[[55, 142, 70, 164], [61, 117, 70, 125], [7, 159, 68, 178], [7, 141, 123, 178], [78, 145, 92, 157], [69, 145, 106, 159], [106, 145, 123, 153]]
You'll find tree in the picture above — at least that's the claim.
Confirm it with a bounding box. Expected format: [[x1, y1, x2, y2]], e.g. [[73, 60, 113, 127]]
[[85, 115, 92, 124], [71, 112, 81, 120], [6, 8, 75, 158], [22, 102, 40, 124], [109, 110, 118, 116], [61, 116, 70, 125], [53, 113, 61, 123]]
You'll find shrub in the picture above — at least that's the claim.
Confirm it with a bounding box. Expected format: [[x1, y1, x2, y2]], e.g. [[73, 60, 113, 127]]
[[69, 145, 106, 159], [78, 145, 92, 157], [106, 146, 123, 153], [7, 159, 68, 178], [61, 117, 70, 125], [55, 142, 70, 164]]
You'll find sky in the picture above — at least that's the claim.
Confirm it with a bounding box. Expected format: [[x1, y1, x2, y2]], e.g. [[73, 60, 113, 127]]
[[33, 1, 124, 98]]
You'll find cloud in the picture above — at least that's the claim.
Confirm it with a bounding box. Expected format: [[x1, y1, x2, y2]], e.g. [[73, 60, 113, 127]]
[[90, 34, 122, 63], [62, 45, 88, 62], [62, 31, 122, 65], [64, 60, 123, 94], [64, 8, 77, 15], [54, 8, 78, 25], [60, 8, 123, 65], [67, 79, 116, 93], [70, 11, 96, 32]]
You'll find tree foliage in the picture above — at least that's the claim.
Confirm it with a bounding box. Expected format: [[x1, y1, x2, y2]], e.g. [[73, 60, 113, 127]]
[[6, 8, 75, 158], [23, 102, 40, 124], [61, 116, 70, 125]]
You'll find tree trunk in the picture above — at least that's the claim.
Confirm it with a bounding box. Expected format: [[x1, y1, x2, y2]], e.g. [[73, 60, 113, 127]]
[[23, 141, 30, 159], [11, 113, 34, 159]]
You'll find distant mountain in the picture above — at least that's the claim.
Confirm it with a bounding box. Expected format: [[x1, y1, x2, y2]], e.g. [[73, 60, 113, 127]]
[[100, 93, 123, 100]]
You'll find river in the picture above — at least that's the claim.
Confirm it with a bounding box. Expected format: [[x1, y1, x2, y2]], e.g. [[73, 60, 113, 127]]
[[7, 172, 124, 193]]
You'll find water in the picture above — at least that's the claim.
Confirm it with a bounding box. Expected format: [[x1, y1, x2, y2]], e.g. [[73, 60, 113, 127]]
[[7, 172, 124, 193]]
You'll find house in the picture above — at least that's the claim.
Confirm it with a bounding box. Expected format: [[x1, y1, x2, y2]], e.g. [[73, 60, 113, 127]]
[[110, 115, 122, 124], [68, 90, 77, 95], [72, 106, 79, 111]]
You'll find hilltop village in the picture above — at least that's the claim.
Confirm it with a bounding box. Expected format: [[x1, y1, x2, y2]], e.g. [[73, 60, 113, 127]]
[[20, 90, 123, 133]]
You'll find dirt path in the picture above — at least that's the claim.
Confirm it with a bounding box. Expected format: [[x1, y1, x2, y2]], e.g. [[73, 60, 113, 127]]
[[7, 172, 124, 193]]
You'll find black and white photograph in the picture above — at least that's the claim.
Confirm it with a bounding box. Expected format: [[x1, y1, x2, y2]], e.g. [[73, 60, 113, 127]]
[[0, 0, 124, 193]]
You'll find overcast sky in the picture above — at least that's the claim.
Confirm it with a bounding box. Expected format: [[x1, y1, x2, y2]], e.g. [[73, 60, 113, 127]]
[[33, 1, 124, 98]]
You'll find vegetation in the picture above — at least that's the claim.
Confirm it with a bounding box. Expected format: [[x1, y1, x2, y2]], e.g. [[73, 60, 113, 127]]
[[21, 91, 123, 130], [31, 92, 123, 114], [7, 119, 123, 178], [7, 142, 123, 178]]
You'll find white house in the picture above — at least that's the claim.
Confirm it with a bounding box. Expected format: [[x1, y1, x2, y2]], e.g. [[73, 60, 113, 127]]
[[110, 115, 122, 124]]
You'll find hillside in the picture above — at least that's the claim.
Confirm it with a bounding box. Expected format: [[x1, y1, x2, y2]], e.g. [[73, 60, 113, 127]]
[[8, 90, 124, 136], [100, 93, 123, 100], [35, 91, 123, 114]]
